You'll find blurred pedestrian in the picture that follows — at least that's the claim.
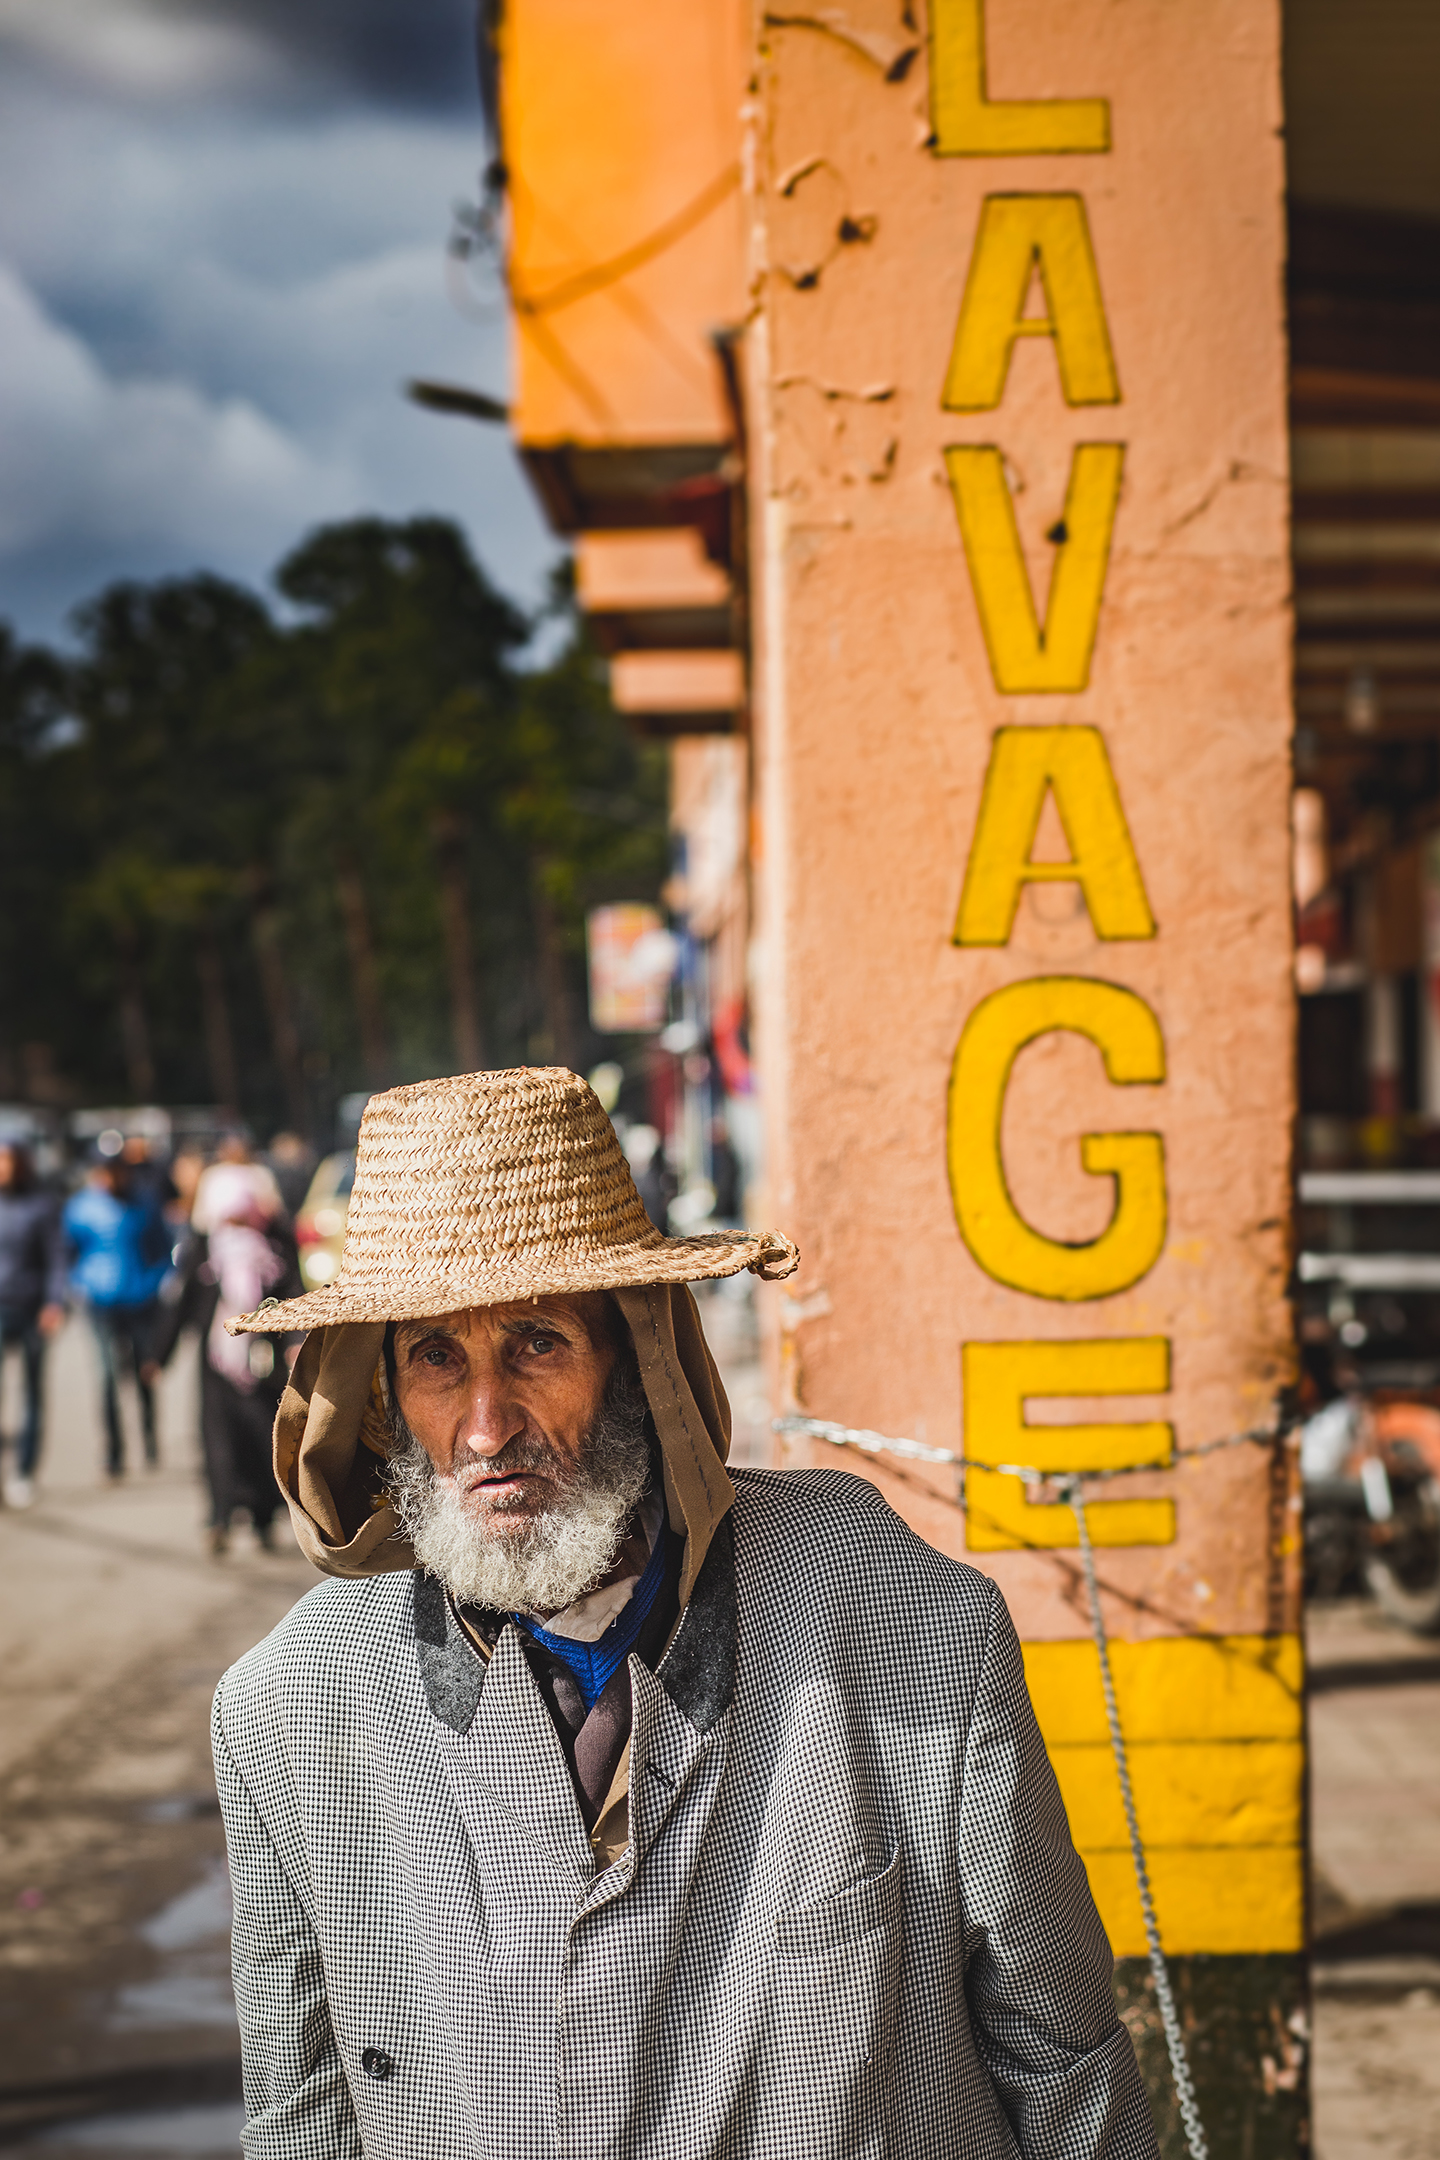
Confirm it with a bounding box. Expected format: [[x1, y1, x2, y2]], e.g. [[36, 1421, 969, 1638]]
[[63, 1152, 172, 1477], [623, 1121, 672, 1231], [0, 1142, 67, 1507], [154, 1158, 301, 1555], [168, 1144, 207, 1226], [265, 1130, 316, 1217], [120, 1131, 178, 1216], [191, 1132, 283, 1237]]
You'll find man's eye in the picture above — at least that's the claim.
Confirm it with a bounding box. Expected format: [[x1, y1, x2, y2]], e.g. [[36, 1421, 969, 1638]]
[[421, 1346, 450, 1367], [528, 1334, 557, 1356]]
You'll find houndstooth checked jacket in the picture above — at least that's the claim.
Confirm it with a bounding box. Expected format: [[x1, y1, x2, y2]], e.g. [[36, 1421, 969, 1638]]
[[213, 1466, 1158, 2160]]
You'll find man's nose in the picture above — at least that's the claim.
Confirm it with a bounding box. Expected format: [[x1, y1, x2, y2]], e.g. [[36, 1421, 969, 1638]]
[[459, 1359, 525, 1457]]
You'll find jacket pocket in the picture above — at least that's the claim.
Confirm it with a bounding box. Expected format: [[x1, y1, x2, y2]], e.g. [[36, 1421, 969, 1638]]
[[775, 1845, 903, 1958]]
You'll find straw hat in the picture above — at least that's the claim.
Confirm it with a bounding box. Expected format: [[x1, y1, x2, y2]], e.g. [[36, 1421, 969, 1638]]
[[229, 1066, 798, 1334]]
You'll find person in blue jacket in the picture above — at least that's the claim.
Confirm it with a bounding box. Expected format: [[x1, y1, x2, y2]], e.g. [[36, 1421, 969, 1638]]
[[0, 1141, 67, 1506], [63, 1150, 173, 1477]]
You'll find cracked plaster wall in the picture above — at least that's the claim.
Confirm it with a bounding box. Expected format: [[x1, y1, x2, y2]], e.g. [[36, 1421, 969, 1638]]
[[747, 0, 1296, 1647]]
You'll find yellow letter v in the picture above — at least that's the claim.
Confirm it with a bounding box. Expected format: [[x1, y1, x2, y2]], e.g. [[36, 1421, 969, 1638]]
[[944, 442, 1124, 693]]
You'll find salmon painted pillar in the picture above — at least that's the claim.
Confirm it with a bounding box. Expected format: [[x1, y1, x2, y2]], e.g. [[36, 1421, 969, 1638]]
[[747, 2, 1303, 2149]]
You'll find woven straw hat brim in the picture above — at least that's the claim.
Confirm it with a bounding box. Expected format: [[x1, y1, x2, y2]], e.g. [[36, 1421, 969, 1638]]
[[231, 1225, 797, 1333], [226, 1064, 798, 1336]]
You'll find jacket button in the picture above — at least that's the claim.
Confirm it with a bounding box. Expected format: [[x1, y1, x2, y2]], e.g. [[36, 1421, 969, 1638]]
[[361, 2047, 396, 2082]]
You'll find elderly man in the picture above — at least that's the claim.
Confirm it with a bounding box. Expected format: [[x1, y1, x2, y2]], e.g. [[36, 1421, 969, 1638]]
[[215, 1067, 1157, 2160]]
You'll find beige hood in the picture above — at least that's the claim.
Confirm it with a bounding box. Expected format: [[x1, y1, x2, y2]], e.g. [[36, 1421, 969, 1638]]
[[271, 1282, 735, 1606]]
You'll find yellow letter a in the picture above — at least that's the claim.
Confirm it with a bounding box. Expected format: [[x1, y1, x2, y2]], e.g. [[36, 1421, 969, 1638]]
[[944, 196, 1119, 411], [944, 442, 1123, 693], [955, 726, 1154, 944]]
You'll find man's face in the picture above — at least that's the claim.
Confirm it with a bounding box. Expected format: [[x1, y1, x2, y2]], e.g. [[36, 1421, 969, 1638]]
[[391, 1293, 620, 1542], [386, 1291, 653, 1617]]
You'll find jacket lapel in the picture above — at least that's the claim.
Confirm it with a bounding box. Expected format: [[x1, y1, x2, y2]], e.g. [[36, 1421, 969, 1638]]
[[442, 1627, 595, 1885], [577, 1517, 738, 1910], [655, 1514, 735, 1733], [412, 1570, 486, 1734], [410, 1515, 738, 1896]]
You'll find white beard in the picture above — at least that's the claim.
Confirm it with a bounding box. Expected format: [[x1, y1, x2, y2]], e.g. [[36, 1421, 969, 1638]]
[[384, 1359, 654, 1615]]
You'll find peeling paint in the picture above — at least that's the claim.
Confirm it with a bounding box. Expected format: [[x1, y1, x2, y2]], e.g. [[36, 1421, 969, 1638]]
[[775, 375, 896, 401], [764, 7, 920, 81], [771, 155, 879, 288], [776, 152, 827, 197]]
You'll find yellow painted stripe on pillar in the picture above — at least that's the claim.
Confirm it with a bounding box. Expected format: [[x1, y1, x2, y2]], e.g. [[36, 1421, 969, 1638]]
[[1023, 1633, 1304, 1742], [1050, 1739, 1303, 1852], [1022, 1634, 1305, 1956], [1078, 1847, 1304, 1957]]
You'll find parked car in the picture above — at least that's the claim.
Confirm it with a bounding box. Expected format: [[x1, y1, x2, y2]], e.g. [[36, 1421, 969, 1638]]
[[294, 1151, 355, 1289]]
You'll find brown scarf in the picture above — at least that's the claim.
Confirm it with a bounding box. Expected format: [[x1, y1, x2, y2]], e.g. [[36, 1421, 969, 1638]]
[[271, 1282, 735, 1606]]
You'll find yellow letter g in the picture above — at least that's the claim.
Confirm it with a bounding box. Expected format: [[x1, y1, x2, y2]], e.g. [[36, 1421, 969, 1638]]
[[947, 977, 1166, 1300]]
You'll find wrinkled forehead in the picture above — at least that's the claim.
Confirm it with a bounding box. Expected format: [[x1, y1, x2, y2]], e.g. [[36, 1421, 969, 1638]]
[[391, 1291, 624, 1353]]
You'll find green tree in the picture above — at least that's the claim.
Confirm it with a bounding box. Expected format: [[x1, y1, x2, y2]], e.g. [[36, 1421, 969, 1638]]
[[0, 517, 669, 1135], [59, 574, 280, 1107], [265, 515, 530, 1089], [0, 625, 76, 1102]]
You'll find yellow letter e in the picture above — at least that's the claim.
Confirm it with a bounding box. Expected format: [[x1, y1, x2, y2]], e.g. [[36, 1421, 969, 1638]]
[[962, 1336, 1175, 1550]]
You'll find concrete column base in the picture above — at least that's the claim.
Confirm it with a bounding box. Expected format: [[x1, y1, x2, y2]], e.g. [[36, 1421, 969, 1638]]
[[1115, 1953, 1308, 2159]]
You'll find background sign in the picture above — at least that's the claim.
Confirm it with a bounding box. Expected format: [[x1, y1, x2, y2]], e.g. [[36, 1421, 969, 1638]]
[[586, 904, 675, 1033]]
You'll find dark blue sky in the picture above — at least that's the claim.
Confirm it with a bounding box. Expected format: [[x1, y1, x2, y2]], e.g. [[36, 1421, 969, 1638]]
[[0, 0, 556, 641]]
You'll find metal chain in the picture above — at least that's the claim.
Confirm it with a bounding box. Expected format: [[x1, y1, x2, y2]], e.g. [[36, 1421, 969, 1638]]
[[770, 1412, 1266, 2160], [1058, 1475, 1209, 2160], [773, 1412, 1291, 1476]]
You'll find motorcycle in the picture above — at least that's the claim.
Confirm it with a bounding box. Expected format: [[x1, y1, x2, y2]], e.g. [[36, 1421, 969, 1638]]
[[1302, 1393, 1440, 1633]]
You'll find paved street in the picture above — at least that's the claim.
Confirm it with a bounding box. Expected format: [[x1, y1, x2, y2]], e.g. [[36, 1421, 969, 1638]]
[[1308, 1600, 1440, 2160], [0, 1322, 312, 2154], [1, 1312, 1438, 2155]]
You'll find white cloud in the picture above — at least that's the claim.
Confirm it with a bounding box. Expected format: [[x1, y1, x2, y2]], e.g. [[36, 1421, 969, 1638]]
[[0, 0, 478, 113], [0, 0, 280, 98], [0, 258, 353, 559], [0, 80, 556, 636], [0, 85, 492, 323]]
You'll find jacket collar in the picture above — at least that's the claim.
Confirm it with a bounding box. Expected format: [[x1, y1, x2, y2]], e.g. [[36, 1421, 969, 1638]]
[[648, 1514, 734, 1733], [412, 1514, 735, 1738], [413, 1571, 487, 1734]]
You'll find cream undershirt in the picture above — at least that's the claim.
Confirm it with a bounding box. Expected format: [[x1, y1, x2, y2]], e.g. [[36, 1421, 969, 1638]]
[[519, 1488, 665, 1642]]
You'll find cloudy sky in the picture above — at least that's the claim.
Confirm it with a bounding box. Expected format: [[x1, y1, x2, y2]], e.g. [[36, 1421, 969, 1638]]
[[0, 0, 557, 641]]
